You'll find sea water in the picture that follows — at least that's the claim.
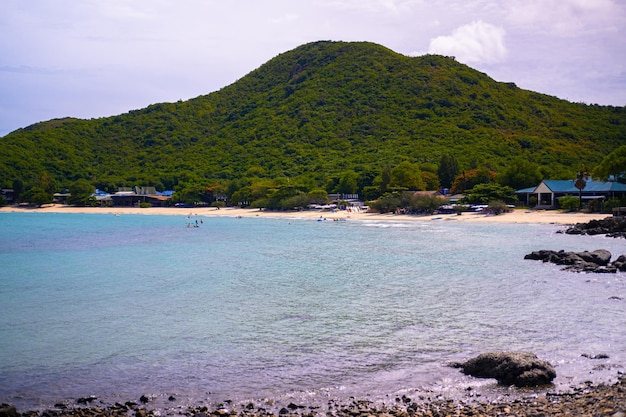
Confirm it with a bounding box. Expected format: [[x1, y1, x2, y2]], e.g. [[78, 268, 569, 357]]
[[0, 212, 625, 412]]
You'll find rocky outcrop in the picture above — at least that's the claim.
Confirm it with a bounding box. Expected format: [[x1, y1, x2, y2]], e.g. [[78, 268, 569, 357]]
[[561, 216, 626, 238], [450, 351, 556, 387], [524, 249, 626, 273], [0, 404, 19, 417]]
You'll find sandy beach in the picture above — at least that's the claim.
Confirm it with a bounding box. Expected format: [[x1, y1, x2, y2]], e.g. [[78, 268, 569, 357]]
[[0, 204, 614, 225], [0, 204, 615, 225]]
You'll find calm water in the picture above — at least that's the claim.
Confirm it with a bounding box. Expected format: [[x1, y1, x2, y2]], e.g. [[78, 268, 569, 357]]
[[0, 212, 624, 412]]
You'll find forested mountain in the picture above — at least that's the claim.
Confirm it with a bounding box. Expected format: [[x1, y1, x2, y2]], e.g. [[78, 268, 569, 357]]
[[1, 41, 625, 201]]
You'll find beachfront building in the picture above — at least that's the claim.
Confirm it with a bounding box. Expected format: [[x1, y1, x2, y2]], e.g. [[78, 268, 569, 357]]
[[516, 179, 626, 209], [108, 186, 172, 207]]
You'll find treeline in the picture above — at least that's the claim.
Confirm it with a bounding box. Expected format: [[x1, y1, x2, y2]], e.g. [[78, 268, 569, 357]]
[[1, 41, 625, 208], [6, 146, 626, 213]]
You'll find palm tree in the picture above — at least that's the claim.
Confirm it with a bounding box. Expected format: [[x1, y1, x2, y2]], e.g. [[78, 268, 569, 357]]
[[574, 166, 590, 210]]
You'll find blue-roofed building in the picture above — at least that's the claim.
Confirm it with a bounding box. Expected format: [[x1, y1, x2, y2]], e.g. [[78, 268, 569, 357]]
[[516, 180, 626, 209]]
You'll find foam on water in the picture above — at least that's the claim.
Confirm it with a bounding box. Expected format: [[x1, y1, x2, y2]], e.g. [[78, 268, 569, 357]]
[[0, 212, 624, 411]]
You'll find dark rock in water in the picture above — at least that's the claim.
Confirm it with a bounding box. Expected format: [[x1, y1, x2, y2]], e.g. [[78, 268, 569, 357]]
[[451, 351, 556, 387], [577, 249, 611, 265], [139, 395, 150, 404], [76, 396, 97, 405], [524, 249, 625, 273], [612, 254, 626, 271], [582, 353, 610, 359], [0, 404, 19, 417], [563, 216, 626, 238]]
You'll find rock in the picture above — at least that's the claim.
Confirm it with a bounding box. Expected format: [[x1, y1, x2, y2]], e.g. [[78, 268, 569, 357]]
[[612, 255, 626, 271], [524, 249, 625, 273], [452, 351, 556, 387], [0, 404, 19, 417], [139, 395, 150, 404], [564, 217, 626, 238], [76, 396, 97, 405], [578, 249, 612, 266], [582, 353, 610, 359]]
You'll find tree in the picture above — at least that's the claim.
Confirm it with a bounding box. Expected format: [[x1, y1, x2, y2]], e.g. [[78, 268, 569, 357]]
[[12, 178, 24, 203], [461, 183, 516, 205], [38, 171, 56, 195], [21, 186, 53, 207], [410, 194, 446, 214], [335, 171, 358, 194], [421, 171, 440, 191], [450, 168, 496, 194], [390, 161, 425, 190], [594, 145, 626, 182], [437, 154, 459, 189], [497, 157, 543, 190], [68, 179, 96, 206], [370, 191, 408, 214], [574, 166, 590, 210], [307, 189, 329, 205], [380, 167, 392, 194]]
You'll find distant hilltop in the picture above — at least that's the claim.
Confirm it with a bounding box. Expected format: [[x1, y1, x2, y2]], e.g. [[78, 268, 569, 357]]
[[1, 41, 624, 206]]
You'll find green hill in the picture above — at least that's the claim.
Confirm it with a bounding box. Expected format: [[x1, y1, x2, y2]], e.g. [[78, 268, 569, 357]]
[[1, 41, 625, 200]]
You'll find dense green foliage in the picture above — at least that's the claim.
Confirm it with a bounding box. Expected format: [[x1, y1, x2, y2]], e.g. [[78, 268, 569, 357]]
[[1, 41, 625, 204], [461, 183, 517, 204], [594, 145, 626, 181], [559, 195, 580, 211]]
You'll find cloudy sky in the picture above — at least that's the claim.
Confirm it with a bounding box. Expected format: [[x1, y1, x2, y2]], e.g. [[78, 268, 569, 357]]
[[1, 0, 625, 136]]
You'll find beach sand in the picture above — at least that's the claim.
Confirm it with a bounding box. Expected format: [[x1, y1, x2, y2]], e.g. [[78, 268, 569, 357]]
[[0, 204, 613, 225]]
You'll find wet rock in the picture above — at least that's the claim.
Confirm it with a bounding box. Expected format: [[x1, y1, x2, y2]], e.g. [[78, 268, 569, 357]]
[[75, 397, 96, 405], [524, 249, 626, 273], [0, 404, 19, 417], [578, 249, 612, 265], [582, 353, 610, 359], [451, 351, 556, 387], [612, 255, 626, 271], [563, 216, 626, 238]]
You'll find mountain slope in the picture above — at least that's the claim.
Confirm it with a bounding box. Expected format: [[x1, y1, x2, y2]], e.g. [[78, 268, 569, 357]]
[[1, 41, 625, 191]]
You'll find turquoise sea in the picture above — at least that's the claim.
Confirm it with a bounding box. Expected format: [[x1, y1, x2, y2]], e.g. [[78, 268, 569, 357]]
[[0, 212, 625, 412]]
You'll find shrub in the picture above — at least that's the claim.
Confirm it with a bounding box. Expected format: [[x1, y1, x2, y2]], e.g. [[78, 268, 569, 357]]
[[558, 195, 579, 211], [487, 200, 508, 215]]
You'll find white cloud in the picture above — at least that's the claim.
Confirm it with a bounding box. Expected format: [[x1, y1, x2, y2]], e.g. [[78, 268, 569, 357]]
[[427, 20, 507, 64]]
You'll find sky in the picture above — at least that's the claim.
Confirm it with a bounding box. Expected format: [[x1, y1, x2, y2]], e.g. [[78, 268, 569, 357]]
[[1, 0, 625, 137]]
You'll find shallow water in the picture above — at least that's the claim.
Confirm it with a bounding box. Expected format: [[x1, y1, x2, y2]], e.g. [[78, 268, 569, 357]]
[[0, 212, 624, 411]]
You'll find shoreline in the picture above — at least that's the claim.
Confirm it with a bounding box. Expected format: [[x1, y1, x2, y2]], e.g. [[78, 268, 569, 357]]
[[0, 204, 614, 225], [6, 374, 625, 416]]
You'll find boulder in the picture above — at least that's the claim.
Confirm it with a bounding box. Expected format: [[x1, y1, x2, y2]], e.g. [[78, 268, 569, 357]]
[[563, 217, 626, 238], [524, 249, 623, 273], [0, 405, 18, 417], [612, 255, 626, 271], [577, 249, 611, 266], [451, 351, 556, 387]]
